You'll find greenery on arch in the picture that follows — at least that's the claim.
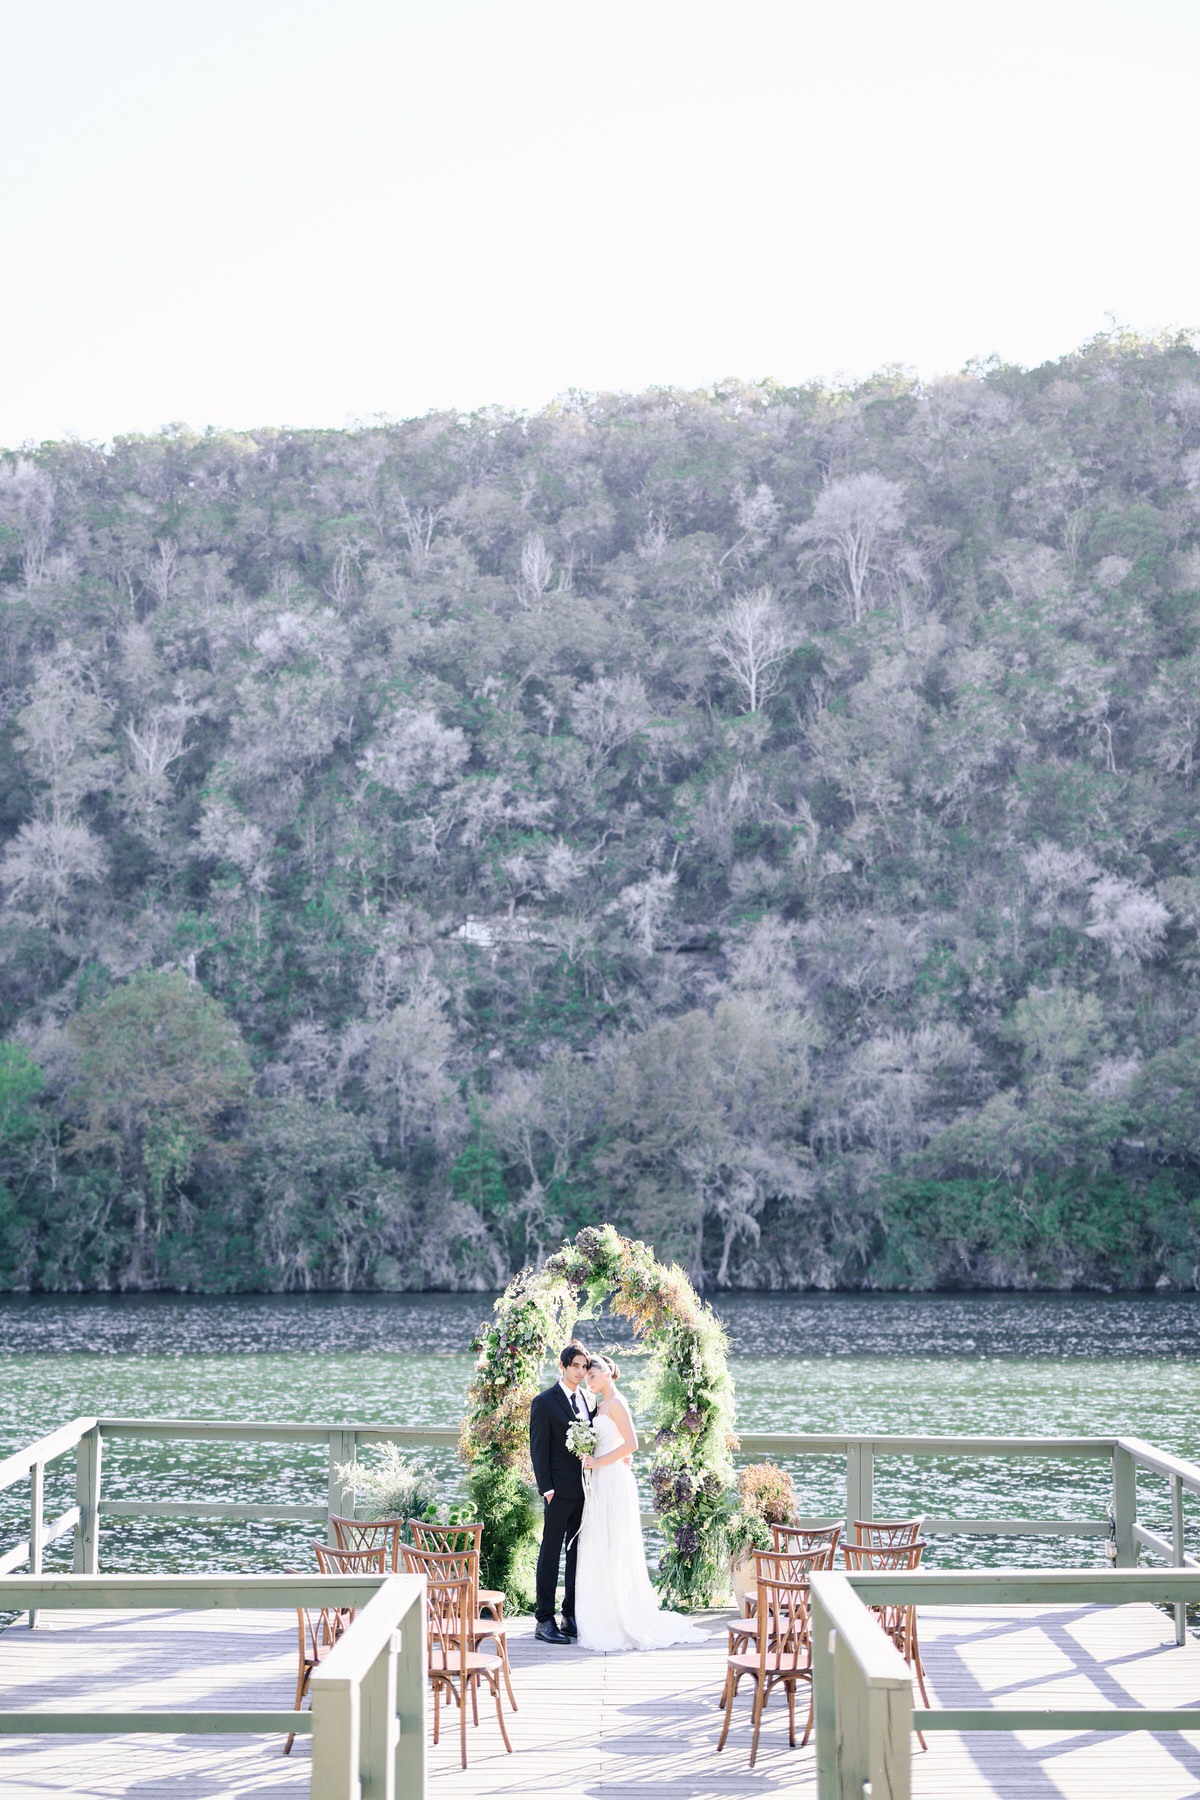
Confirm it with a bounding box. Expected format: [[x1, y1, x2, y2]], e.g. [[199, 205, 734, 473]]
[[460, 1223, 736, 1611]]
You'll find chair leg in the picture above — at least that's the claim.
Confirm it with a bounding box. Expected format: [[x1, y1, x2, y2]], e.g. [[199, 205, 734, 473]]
[[499, 1638, 518, 1712], [490, 1672, 513, 1753], [749, 1678, 766, 1769], [459, 1676, 469, 1769], [801, 1676, 815, 1748], [284, 1660, 311, 1755], [716, 1668, 738, 1750], [432, 1678, 441, 1746], [786, 1677, 796, 1748]]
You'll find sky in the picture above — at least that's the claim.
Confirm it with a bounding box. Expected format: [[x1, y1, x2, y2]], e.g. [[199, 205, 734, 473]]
[[2, 0, 1198, 447]]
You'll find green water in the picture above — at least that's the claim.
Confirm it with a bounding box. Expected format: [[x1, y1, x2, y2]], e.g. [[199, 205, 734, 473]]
[[3, 1291, 1199, 1576]]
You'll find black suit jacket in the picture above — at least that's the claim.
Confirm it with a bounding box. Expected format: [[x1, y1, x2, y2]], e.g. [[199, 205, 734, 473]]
[[529, 1383, 594, 1498]]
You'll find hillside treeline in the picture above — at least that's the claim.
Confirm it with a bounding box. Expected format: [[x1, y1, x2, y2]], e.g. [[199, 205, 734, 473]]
[[4, 331, 1200, 1292]]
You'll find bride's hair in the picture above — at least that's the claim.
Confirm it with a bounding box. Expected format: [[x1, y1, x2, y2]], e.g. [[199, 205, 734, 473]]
[[587, 1355, 618, 1381]]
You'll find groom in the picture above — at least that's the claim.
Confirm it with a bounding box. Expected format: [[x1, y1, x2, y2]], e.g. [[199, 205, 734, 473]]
[[528, 1340, 594, 1644]]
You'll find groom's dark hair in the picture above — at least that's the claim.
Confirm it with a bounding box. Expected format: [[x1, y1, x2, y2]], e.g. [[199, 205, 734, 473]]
[[559, 1341, 588, 1368]]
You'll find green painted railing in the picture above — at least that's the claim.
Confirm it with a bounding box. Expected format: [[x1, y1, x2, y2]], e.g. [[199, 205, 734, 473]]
[[5, 1417, 1200, 1597], [811, 1566, 1200, 1800], [6, 1415, 1200, 1794], [0, 1571, 425, 1800]]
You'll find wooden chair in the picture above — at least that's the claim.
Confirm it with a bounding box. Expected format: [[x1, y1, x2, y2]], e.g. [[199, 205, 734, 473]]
[[425, 1573, 513, 1769], [770, 1521, 842, 1565], [717, 1570, 813, 1767], [283, 1544, 386, 1757], [409, 1518, 505, 1618], [842, 1538, 931, 1746], [730, 1546, 829, 1648], [851, 1516, 924, 1547], [402, 1542, 517, 1713], [329, 1512, 406, 1570]]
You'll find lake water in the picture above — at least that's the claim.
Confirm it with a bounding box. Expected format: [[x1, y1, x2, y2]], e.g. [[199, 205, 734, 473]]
[[3, 1291, 1199, 1578]]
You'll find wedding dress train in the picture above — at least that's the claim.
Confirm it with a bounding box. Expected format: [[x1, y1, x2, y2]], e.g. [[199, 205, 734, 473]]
[[574, 1407, 705, 1652]]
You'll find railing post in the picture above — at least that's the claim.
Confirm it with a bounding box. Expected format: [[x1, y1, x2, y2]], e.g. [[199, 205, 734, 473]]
[[358, 1630, 400, 1800], [73, 1426, 101, 1574], [1171, 1473, 1187, 1646], [311, 1673, 360, 1800], [328, 1430, 358, 1541], [394, 1583, 427, 1799], [28, 1460, 44, 1629], [833, 1620, 911, 1799], [811, 1583, 838, 1800], [846, 1439, 874, 1526], [1111, 1442, 1137, 1569]]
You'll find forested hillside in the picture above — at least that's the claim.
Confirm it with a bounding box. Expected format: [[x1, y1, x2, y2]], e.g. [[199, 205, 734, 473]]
[[4, 331, 1200, 1293]]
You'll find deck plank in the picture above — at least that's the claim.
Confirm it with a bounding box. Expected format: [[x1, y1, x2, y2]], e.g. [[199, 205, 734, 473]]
[[1, 1599, 1199, 1797]]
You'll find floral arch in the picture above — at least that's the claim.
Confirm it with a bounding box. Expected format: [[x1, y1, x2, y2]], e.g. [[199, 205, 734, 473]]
[[460, 1223, 735, 1609]]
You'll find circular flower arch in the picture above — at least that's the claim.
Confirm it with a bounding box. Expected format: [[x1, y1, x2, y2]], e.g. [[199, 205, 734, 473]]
[[460, 1223, 736, 1610]]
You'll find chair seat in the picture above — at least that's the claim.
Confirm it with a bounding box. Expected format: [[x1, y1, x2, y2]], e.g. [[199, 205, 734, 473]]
[[430, 1648, 503, 1676], [479, 1587, 504, 1610], [728, 1651, 810, 1676]]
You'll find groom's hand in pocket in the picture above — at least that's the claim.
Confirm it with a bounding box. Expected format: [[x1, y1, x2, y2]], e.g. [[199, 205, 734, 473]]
[[543, 1490, 554, 1503]]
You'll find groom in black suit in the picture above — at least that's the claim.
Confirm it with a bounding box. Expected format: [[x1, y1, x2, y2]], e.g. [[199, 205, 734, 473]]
[[529, 1340, 593, 1643]]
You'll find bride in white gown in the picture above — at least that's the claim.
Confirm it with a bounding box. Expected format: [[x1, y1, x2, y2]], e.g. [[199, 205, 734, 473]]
[[573, 1355, 704, 1652]]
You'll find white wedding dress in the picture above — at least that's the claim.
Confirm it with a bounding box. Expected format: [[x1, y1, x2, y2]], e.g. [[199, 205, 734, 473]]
[[574, 1402, 705, 1652]]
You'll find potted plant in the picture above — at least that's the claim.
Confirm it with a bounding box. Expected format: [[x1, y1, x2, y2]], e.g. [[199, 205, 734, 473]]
[[336, 1444, 438, 1529], [726, 1462, 799, 1606]]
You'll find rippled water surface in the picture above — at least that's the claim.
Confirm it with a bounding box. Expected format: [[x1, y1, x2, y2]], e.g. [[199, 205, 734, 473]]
[[3, 1291, 1199, 1577]]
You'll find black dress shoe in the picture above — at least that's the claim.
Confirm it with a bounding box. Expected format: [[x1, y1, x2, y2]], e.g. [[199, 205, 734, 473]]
[[560, 1615, 579, 1639], [535, 1619, 571, 1644]]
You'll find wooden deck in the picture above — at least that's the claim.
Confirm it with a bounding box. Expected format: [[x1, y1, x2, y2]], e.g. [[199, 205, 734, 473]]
[[1, 1599, 1199, 1798]]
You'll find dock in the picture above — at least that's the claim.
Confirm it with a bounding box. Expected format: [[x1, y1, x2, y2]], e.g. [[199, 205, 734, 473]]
[[2, 1596, 1198, 1798]]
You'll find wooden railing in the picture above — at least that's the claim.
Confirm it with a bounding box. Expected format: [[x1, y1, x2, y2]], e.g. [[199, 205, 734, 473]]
[[4, 1418, 1199, 1589], [0, 1570, 425, 1800], [6, 1416, 1200, 1794], [811, 1566, 1200, 1800]]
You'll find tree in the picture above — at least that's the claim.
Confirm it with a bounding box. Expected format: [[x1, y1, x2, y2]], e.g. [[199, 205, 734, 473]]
[[68, 970, 253, 1284], [360, 990, 463, 1156], [0, 817, 106, 927], [790, 472, 905, 624], [710, 588, 794, 713]]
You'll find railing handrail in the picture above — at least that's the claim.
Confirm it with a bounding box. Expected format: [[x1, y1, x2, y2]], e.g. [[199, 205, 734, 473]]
[[1117, 1433, 1200, 1495], [0, 1417, 96, 1493], [0, 1570, 392, 1608], [312, 1572, 422, 1683], [807, 1570, 912, 1681], [845, 1566, 1200, 1603], [93, 1417, 460, 1444], [87, 1419, 1116, 1454]]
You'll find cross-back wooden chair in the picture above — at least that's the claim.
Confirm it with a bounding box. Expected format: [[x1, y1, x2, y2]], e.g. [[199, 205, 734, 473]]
[[424, 1573, 513, 1769], [282, 1542, 387, 1757], [725, 1544, 826, 1748], [409, 1518, 504, 1618], [770, 1521, 843, 1564], [851, 1516, 924, 1547], [717, 1569, 813, 1767], [842, 1537, 931, 1746], [729, 1545, 829, 1650], [329, 1512, 406, 1570], [402, 1542, 516, 1713]]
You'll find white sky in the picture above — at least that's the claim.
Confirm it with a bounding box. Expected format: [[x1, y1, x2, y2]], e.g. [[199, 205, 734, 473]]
[[3, 0, 1198, 447]]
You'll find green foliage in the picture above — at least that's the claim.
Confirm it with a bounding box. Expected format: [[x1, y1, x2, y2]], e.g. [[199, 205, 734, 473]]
[[336, 1444, 438, 1523], [5, 336, 1200, 1292]]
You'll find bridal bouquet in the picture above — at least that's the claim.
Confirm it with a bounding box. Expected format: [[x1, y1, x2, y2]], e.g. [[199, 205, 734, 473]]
[[566, 1418, 599, 1496], [566, 1419, 598, 1460]]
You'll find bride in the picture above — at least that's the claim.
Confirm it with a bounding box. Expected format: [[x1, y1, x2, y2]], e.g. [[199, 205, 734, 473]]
[[573, 1355, 704, 1652]]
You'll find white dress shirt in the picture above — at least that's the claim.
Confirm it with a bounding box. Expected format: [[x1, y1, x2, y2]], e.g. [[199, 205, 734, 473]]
[[559, 1378, 593, 1418]]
